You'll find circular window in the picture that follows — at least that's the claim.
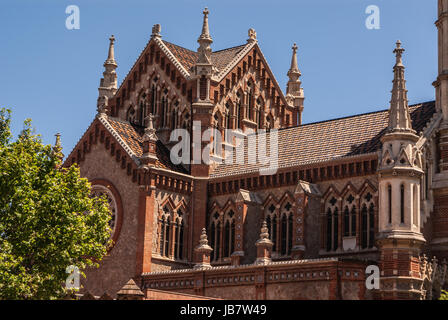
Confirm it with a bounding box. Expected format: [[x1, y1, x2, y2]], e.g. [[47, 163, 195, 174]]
[[91, 184, 118, 239]]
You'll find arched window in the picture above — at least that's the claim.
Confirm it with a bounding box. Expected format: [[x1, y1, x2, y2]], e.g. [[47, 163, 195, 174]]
[[247, 82, 253, 120], [361, 191, 375, 249], [326, 208, 332, 251], [161, 96, 166, 127], [150, 84, 156, 114], [325, 196, 339, 251], [159, 205, 172, 257], [126, 105, 136, 124], [158, 204, 185, 260], [209, 211, 225, 262], [164, 216, 170, 257], [279, 201, 293, 256], [225, 102, 231, 129], [222, 210, 235, 259], [281, 214, 287, 255], [236, 92, 242, 128], [174, 209, 185, 260], [287, 214, 293, 255], [343, 194, 356, 238], [368, 203, 375, 248], [333, 208, 339, 251], [138, 93, 147, 126], [265, 203, 278, 253], [256, 98, 264, 129]]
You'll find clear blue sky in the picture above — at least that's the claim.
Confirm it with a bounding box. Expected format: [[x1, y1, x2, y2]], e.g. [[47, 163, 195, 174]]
[[0, 0, 438, 156]]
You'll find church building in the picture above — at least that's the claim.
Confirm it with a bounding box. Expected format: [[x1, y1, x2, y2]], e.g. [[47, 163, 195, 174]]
[[64, 1, 448, 299]]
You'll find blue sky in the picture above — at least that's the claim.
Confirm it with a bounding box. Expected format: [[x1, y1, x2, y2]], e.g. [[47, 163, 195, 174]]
[[0, 0, 438, 155]]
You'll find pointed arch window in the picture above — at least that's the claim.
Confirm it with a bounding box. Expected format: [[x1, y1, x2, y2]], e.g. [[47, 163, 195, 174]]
[[247, 82, 254, 120], [236, 92, 242, 128], [361, 191, 375, 249], [325, 196, 339, 251], [343, 194, 357, 237], [265, 203, 278, 252], [222, 210, 235, 259], [158, 204, 186, 260]]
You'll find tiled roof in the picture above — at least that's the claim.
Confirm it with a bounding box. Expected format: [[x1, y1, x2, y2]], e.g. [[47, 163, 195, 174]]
[[210, 101, 437, 178], [163, 41, 198, 72], [105, 117, 188, 174], [163, 40, 246, 73], [211, 45, 246, 71]]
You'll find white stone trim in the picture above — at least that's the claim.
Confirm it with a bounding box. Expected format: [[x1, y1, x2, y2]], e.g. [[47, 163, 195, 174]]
[[154, 37, 191, 79], [213, 42, 256, 82], [97, 115, 141, 166]]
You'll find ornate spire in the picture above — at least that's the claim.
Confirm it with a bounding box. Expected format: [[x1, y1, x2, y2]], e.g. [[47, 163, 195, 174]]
[[197, 8, 213, 64], [287, 43, 301, 79], [387, 40, 413, 132], [286, 43, 305, 126], [198, 8, 212, 42], [98, 35, 118, 107], [105, 35, 117, 66]]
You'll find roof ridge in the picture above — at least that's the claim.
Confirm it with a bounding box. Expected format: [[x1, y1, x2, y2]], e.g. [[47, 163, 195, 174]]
[[277, 100, 436, 133], [212, 44, 246, 53], [162, 40, 197, 54]]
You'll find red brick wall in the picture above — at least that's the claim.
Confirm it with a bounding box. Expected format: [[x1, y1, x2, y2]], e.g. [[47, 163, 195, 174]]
[[79, 142, 140, 297]]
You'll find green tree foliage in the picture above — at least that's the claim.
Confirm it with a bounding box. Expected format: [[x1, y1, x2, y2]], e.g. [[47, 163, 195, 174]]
[[0, 108, 112, 299], [440, 290, 448, 300]]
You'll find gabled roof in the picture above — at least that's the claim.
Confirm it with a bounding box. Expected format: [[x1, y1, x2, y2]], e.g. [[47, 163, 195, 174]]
[[210, 101, 437, 178], [162, 40, 246, 74], [105, 117, 188, 174]]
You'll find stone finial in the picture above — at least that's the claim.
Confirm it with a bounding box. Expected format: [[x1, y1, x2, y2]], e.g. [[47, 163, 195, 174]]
[[52, 133, 64, 166], [199, 8, 212, 41], [255, 221, 273, 265], [96, 95, 109, 116], [288, 44, 300, 75], [151, 24, 161, 39], [247, 28, 257, 42], [198, 228, 212, 249], [259, 220, 269, 240], [106, 35, 116, 64], [393, 40, 405, 68], [387, 40, 413, 132], [194, 228, 213, 270], [98, 35, 118, 104], [197, 8, 213, 65], [143, 113, 157, 142], [286, 43, 305, 125]]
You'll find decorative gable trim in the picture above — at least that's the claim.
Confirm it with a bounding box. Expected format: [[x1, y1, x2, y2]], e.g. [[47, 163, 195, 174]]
[[154, 37, 192, 79], [213, 42, 255, 82], [97, 115, 141, 166]]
